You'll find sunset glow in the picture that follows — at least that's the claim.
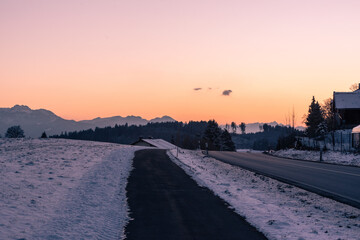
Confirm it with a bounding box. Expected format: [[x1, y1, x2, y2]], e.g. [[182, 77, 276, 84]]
[[1, 0, 360, 125]]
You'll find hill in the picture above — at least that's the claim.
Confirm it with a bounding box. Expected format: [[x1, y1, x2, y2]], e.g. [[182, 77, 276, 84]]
[[0, 105, 175, 138]]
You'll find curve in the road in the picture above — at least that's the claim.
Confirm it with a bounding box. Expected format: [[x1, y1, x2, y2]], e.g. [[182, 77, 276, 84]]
[[209, 151, 360, 209]]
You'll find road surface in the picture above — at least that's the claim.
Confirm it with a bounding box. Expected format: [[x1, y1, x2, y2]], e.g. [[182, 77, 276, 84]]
[[125, 149, 267, 240], [209, 151, 360, 209]]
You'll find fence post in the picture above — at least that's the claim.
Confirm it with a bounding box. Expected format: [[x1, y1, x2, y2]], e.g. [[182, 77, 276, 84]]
[[349, 132, 352, 152], [341, 132, 343, 152], [320, 147, 323, 162]]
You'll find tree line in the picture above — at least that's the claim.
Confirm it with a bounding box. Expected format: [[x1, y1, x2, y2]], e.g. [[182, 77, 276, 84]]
[[52, 120, 236, 151]]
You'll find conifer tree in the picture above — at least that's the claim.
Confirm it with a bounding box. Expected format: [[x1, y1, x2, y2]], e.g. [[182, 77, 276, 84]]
[[41, 131, 48, 138], [220, 129, 236, 151], [305, 96, 324, 138], [239, 122, 246, 134], [202, 120, 222, 150]]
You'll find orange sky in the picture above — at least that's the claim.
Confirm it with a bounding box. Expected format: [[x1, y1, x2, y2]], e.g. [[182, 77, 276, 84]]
[[1, 1, 359, 125]]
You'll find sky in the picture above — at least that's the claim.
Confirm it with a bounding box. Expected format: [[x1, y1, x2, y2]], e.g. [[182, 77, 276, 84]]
[[1, 0, 359, 125]]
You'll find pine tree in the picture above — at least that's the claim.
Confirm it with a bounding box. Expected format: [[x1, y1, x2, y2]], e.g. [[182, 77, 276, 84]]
[[220, 129, 236, 151], [239, 122, 246, 134], [41, 131, 48, 138], [202, 120, 222, 150], [305, 96, 324, 138]]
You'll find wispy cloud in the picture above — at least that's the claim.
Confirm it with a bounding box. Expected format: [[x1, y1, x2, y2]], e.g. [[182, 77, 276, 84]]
[[194, 88, 202, 91], [222, 90, 232, 96]]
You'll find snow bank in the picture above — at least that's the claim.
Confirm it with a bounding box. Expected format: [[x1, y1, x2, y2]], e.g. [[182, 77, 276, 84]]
[[168, 149, 360, 240], [273, 149, 360, 167], [0, 138, 144, 239]]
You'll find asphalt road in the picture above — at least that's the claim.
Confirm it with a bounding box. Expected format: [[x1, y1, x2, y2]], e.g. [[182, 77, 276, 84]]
[[125, 149, 267, 240], [209, 151, 360, 209]]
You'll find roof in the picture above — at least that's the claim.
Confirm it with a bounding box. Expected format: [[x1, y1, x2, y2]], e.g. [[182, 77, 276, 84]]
[[133, 138, 177, 149], [352, 125, 360, 134], [334, 92, 360, 109]]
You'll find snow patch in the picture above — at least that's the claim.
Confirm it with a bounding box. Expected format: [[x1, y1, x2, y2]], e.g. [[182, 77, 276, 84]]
[[273, 149, 360, 167], [0, 138, 144, 239], [168, 149, 360, 240]]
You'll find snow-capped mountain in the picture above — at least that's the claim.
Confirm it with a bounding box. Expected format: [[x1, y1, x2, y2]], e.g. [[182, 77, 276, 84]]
[[0, 105, 176, 138]]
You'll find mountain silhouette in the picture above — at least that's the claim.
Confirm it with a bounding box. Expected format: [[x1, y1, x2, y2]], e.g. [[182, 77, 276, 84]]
[[0, 105, 175, 138]]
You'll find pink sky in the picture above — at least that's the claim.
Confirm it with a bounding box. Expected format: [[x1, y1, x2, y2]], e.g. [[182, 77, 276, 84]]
[[1, 0, 360, 125]]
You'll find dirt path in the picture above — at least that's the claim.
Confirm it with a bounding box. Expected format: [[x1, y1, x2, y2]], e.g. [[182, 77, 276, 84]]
[[125, 149, 267, 240]]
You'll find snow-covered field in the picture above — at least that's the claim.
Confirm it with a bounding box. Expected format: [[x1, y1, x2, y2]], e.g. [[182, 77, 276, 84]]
[[273, 149, 360, 167], [0, 138, 144, 239], [168, 149, 360, 240]]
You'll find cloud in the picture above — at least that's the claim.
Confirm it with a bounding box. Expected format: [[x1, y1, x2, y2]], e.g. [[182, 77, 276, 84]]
[[193, 88, 202, 91], [222, 90, 232, 96]]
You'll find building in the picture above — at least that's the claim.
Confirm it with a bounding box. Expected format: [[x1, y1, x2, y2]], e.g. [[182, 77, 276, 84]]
[[333, 84, 360, 128], [131, 138, 177, 150]]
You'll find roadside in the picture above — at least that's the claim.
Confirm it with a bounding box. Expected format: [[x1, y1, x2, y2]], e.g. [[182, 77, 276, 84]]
[[125, 149, 267, 240], [272, 148, 360, 167], [169, 149, 360, 240]]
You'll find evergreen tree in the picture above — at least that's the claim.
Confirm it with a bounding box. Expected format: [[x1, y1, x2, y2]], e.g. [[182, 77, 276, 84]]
[[5, 125, 25, 138], [305, 96, 324, 138], [41, 131, 48, 138], [316, 121, 328, 138], [239, 122, 246, 134], [202, 120, 222, 150], [220, 129, 236, 151], [262, 123, 270, 132]]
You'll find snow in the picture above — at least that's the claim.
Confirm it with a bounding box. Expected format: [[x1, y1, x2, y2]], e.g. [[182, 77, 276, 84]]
[[168, 149, 360, 240], [334, 92, 360, 109], [0, 138, 145, 239], [139, 138, 176, 149], [353, 125, 360, 133], [237, 149, 264, 153], [273, 149, 360, 167]]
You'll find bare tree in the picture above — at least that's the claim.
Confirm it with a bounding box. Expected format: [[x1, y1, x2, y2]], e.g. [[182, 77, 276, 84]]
[[322, 98, 336, 149], [225, 123, 230, 132], [259, 124, 263, 132], [350, 83, 359, 91], [231, 122, 237, 134], [291, 106, 296, 129]]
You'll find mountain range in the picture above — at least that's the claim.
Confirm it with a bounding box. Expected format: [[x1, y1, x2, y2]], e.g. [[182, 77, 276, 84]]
[[0, 105, 304, 138], [0, 105, 176, 138]]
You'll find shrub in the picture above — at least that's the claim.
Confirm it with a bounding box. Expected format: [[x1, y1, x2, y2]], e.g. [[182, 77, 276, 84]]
[[5, 125, 25, 138]]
